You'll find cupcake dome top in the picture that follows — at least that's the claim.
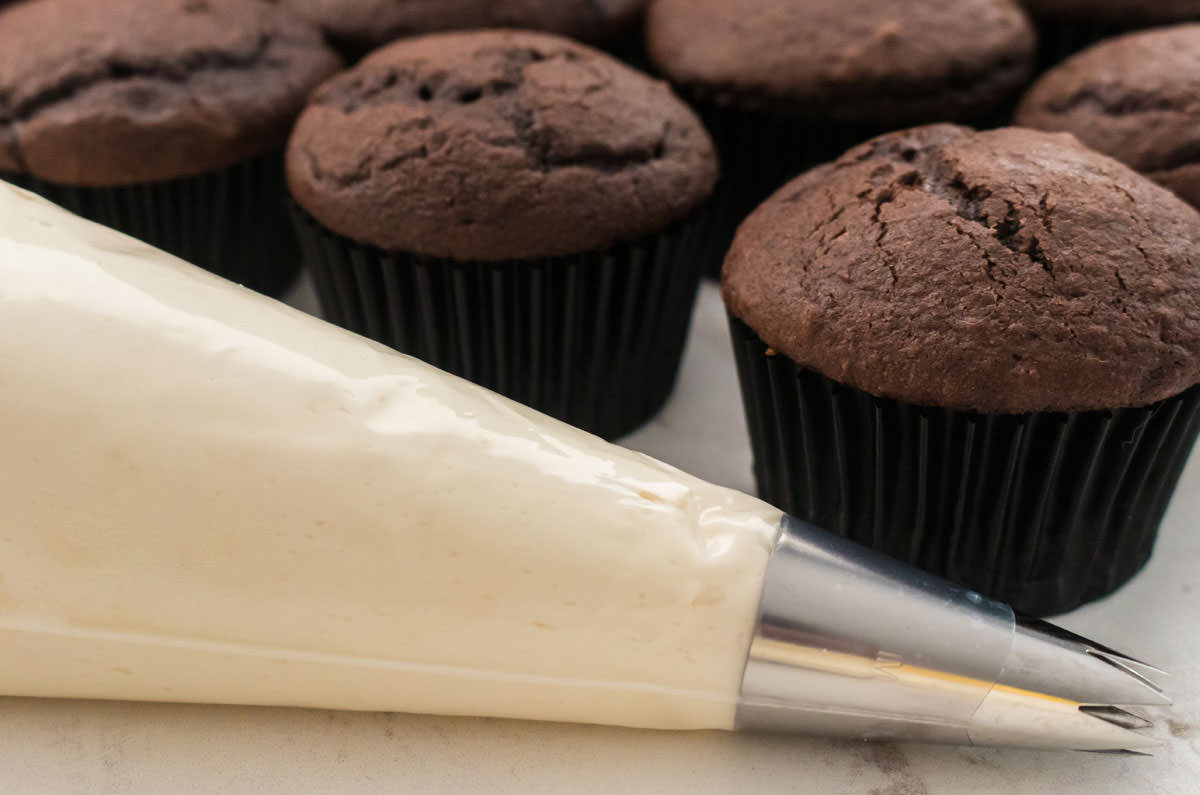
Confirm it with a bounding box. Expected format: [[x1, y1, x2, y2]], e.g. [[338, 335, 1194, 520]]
[[645, 0, 1035, 124], [287, 29, 716, 260], [1016, 24, 1200, 208], [1020, 0, 1200, 23], [0, 0, 341, 186], [722, 124, 1200, 414], [270, 0, 646, 49]]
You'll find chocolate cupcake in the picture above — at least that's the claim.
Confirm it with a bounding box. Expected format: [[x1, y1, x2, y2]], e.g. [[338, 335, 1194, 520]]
[[0, 0, 341, 296], [270, 0, 647, 60], [287, 30, 716, 439], [1016, 25, 1200, 210], [1020, 0, 1200, 65], [723, 124, 1200, 615], [645, 0, 1036, 276]]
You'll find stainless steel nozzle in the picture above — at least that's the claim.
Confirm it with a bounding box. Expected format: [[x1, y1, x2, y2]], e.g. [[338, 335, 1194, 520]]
[[736, 515, 1165, 751]]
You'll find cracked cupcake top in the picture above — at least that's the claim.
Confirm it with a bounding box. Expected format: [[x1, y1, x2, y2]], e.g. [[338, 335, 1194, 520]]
[[269, 0, 646, 50], [286, 29, 716, 260], [645, 0, 1035, 124], [722, 124, 1200, 413], [0, 0, 341, 186], [1015, 25, 1200, 210]]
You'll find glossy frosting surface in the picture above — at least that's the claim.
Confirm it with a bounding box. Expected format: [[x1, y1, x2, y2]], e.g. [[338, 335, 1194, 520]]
[[0, 183, 781, 730]]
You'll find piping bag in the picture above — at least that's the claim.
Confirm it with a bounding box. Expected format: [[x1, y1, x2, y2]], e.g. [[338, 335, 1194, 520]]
[[0, 183, 1167, 752]]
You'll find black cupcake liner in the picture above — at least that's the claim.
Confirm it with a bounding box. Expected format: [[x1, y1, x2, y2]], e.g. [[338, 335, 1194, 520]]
[[696, 103, 885, 279], [729, 316, 1200, 616], [3, 152, 299, 297], [1032, 19, 1131, 68], [326, 22, 651, 70], [291, 205, 707, 440], [606, 22, 654, 74]]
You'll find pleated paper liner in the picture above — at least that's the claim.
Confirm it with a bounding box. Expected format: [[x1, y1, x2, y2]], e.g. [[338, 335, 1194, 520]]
[[3, 152, 299, 297], [729, 316, 1200, 616], [327, 25, 651, 70], [291, 204, 707, 440], [1032, 19, 1133, 69], [607, 24, 654, 74], [695, 102, 885, 279]]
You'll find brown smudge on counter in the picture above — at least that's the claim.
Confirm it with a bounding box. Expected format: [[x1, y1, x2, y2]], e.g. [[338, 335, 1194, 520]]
[[1169, 719, 1195, 739], [861, 743, 930, 795]]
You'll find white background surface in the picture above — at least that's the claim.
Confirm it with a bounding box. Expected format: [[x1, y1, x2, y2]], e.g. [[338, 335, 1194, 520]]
[[2, 279, 1197, 794]]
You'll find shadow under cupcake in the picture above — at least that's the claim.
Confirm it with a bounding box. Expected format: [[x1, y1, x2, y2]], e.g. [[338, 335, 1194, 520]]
[[723, 124, 1200, 616], [0, 0, 341, 297], [287, 29, 716, 440]]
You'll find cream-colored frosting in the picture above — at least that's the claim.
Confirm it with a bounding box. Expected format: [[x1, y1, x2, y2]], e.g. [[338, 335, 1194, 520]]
[[0, 183, 781, 730]]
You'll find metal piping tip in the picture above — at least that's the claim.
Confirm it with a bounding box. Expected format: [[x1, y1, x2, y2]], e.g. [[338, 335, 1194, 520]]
[[968, 688, 1160, 752], [996, 617, 1170, 707], [1014, 617, 1167, 676], [735, 516, 1166, 751], [1079, 706, 1155, 731], [1099, 649, 1166, 677]]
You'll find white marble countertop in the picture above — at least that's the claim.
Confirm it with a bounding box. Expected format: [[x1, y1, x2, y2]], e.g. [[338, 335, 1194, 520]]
[[2, 279, 1197, 794]]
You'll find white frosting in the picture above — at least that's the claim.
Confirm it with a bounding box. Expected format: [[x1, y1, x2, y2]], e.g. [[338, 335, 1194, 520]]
[[0, 183, 781, 730]]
